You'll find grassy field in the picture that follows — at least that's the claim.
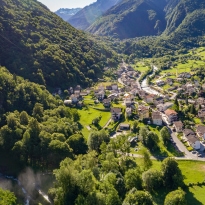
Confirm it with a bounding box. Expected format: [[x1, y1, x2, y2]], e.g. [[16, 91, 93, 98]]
[[156, 47, 205, 82], [77, 107, 111, 138], [132, 61, 150, 73]]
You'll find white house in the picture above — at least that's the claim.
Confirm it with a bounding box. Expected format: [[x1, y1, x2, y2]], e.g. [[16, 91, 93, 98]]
[[64, 100, 72, 105], [124, 93, 134, 107], [111, 84, 118, 91], [183, 129, 200, 150], [126, 107, 132, 117], [152, 112, 162, 126]]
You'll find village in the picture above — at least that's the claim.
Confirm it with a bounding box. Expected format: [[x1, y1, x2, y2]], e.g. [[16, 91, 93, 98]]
[[59, 61, 205, 160]]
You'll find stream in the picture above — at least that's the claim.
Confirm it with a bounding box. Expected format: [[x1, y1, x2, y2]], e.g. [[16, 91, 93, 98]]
[[141, 65, 164, 96], [0, 171, 53, 205]]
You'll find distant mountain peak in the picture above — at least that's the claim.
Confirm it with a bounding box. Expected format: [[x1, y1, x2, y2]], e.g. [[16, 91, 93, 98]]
[[67, 0, 122, 30], [55, 8, 82, 21]]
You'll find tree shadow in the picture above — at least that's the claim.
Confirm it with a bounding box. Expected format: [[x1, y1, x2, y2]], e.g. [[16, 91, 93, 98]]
[[152, 186, 203, 205], [151, 188, 167, 205], [166, 142, 184, 157], [77, 122, 83, 130], [184, 186, 204, 205]]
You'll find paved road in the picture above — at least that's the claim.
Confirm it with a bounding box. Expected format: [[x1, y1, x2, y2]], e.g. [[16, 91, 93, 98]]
[[171, 132, 193, 158], [170, 130, 205, 161], [126, 151, 205, 162]]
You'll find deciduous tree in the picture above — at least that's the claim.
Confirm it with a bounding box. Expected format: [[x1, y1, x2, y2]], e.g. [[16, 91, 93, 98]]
[[164, 189, 187, 205]]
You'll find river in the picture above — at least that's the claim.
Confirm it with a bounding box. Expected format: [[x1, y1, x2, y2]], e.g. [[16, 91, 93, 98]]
[[141, 65, 164, 97]]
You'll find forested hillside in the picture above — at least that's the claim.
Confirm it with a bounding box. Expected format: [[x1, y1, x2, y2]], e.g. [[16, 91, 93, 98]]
[[0, 0, 118, 89], [0, 67, 85, 171], [164, 0, 205, 35], [87, 0, 205, 40], [68, 0, 122, 30], [87, 0, 167, 39]]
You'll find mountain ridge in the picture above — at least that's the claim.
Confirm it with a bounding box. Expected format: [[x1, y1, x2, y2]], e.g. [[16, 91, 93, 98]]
[[55, 8, 82, 21], [68, 0, 122, 30], [0, 0, 118, 89], [87, 0, 205, 40], [87, 0, 167, 39]]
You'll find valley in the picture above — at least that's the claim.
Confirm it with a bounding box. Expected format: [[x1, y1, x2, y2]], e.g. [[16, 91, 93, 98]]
[[1, 0, 205, 204]]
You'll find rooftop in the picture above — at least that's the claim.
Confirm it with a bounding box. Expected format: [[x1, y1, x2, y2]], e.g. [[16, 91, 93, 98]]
[[165, 109, 177, 116], [138, 105, 149, 111], [152, 112, 161, 119], [173, 121, 183, 128], [183, 129, 198, 143], [111, 107, 122, 114], [196, 125, 205, 134]]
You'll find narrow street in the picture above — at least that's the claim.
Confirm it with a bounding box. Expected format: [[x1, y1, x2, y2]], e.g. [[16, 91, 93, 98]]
[[171, 131, 193, 158]]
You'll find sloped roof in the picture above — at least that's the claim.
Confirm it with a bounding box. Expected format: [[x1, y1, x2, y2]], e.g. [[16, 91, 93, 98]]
[[173, 121, 183, 129], [196, 125, 205, 135], [111, 107, 122, 114], [152, 112, 161, 120], [165, 109, 177, 116]]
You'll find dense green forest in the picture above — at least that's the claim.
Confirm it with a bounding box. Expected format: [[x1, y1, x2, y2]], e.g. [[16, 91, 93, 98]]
[[87, 0, 166, 39], [0, 67, 85, 171], [0, 0, 119, 89]]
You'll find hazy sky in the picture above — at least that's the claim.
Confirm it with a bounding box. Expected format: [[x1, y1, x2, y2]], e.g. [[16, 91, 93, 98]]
[[38, 0, 97, 11]]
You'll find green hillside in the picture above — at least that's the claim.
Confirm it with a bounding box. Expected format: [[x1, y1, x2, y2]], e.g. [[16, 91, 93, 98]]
[[87, 0, 205, 41], [0, 0, 118, 89], [164, 0, 205, 35], [87, 0, 167, 39], [0, 66, 58, 125]]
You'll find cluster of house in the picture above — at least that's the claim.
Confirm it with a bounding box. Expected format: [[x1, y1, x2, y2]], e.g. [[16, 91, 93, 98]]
[[64, 84, 120, 107], [174, 123, 205, 150], [154, 72, 191, 88], [64, 85, 90, 107], [116, 63, 140, 77]]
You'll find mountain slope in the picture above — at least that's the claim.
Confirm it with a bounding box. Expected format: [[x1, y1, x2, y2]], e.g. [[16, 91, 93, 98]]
[[0, 0, 117, 88], [68, 0, 122, 30], [55, 8, 81, 21], [164, 0, 205, 35], [0, 66, 58, 123], [87, 0, 167, 39]]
